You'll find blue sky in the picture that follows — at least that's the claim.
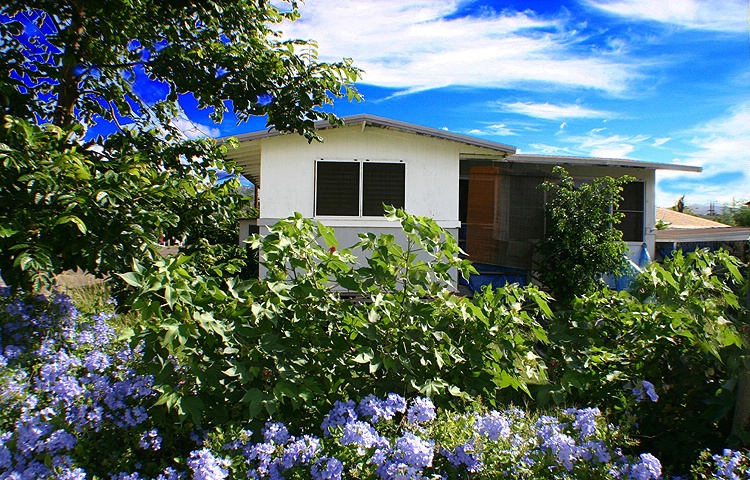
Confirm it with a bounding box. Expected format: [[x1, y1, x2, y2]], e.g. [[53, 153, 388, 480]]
[[182, 0, 750, 208]]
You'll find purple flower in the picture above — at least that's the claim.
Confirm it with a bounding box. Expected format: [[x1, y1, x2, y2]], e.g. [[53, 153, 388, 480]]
[[627, 452, 662, 480], [312, 456, 344, 480], [358, 394, 406, 423], [263, 421, 290, 445], [139, 429, 162, 451], [244, 442, 275, 478], [633, 380, 659, 403], [279, 435, 321, 469], [340, 420, 388, 449], [406, 397, 436, 424], [84, 351, 112, 372], [441, 441, 483, 473], [321, 399, 358, 435], [540, 431, 578, 471], [475, 411, 512, 441], [393, 432, 434, 469], [187, 448, 231, 480], [4, 345, 23, 359], [565, 407, 600, 439]]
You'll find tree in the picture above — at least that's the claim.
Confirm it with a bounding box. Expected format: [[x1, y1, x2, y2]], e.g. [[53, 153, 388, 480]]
[[733, 205, 750, 227], [0, 0, 361, 291], [535, 167, 631, 305]]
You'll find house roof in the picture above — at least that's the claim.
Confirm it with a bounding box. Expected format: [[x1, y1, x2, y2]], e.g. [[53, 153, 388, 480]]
[[506, 154, 702, 172], [656, 208, 729, 228], [228, 114, 517, 153], [222, 114, 702, 186], [223, 114, 518, 185], [655, 207, 750, 243]]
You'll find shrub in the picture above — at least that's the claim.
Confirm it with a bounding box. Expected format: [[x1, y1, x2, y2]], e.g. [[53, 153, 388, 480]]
[[540, 249, 747, 471], [121, 209, 553, 428], [536, 166, 632, 305]]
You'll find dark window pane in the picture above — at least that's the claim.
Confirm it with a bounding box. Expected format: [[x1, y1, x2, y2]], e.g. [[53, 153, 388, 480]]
[[619, 182, 644, 211], [619, 212, 644, 242], [316, 162, 359, 216], [362, 163, 405, 216], [616, 182, 644, 241]]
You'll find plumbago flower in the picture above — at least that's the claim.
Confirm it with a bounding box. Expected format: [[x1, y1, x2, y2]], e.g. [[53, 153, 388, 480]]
[[632, 380, 659, 403], [691, 448, 750, 480], [206, 394, 666, 480], [0, 291, 174, 479], [0, 289, 674, 479]]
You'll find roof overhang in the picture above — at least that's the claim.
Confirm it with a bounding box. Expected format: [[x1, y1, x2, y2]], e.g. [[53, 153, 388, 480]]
[[220, 115, 701, 186], [504, 154, 702, 173], [226, 114, 517, 154], [656, 227, 750, 243]]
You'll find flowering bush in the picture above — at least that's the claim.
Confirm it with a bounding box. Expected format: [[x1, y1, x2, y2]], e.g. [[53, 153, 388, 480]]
[[3, 287, 748, 479], [0, 289, 186, 479], [691, 449, 750, 479], [207, 393, 665, 479], [0, 288, 663, 479]]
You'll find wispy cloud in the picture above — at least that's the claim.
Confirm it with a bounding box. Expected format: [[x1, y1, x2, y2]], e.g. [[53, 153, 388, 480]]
[[561, 129, 651, 158], [465, 123, 518, 136], [528, 143, 577, 155], [282, 0, 642, 95], [171, 116, 221, 139], [656, 102, 750, 205], [498, 101, 615, 120], [584, 0, 747, 32]]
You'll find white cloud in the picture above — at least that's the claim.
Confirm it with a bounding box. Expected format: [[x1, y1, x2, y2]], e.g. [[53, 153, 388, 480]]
[[584, 0, 747, 32], [528, 143, 577, 155], [466, 123, 518, 136], [281, 0, 641, 94], [652, 137, 670, 146], [565, 129, 651, 158], [499, 101, 615, 120], [655, 102, 750, 205], [171, 116, 221, 139]]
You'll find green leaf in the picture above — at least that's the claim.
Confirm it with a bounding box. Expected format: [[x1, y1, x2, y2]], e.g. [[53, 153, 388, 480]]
[[317, 222, 339, 247], [353, 348, 374, 364], [54, 215, 87, 234]]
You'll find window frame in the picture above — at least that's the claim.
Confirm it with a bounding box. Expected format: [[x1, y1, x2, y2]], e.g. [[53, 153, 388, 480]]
[[314, 159, 406, 218]]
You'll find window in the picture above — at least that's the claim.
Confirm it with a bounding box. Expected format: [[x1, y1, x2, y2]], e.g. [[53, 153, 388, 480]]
[[616, 182, 645, 242], [315, 160, 405, 216]]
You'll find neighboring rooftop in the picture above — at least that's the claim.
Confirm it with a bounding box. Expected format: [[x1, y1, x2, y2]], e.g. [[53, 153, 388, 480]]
[[655, 207, 750, 243], [656, 208, 731, 229]]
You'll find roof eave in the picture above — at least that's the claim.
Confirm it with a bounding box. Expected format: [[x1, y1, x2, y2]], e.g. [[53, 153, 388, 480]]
[[506, 154, 702, 173], [221, 114, 517, 155]]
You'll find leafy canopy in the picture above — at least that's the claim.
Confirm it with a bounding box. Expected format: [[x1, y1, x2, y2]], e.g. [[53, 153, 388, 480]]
[[0, 0, 361, 291], [536, 166, 631, 305]]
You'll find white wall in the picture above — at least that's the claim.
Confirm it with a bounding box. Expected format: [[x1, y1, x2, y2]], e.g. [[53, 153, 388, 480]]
[[258, 124, 461, 228]]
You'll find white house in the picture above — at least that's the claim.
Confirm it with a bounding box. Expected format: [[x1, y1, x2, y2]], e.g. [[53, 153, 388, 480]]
[[224, 114, 700, 285]]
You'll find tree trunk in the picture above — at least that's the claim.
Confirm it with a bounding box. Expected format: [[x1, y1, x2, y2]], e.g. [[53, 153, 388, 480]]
[[52, 3, 85, 127]]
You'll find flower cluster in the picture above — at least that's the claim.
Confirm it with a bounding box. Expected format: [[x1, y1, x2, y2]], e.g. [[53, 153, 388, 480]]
[[0, 292, 166, 479], [209, 393, 667, 480], [693, 448, 750, 480], [632, 380, 659, 403]]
